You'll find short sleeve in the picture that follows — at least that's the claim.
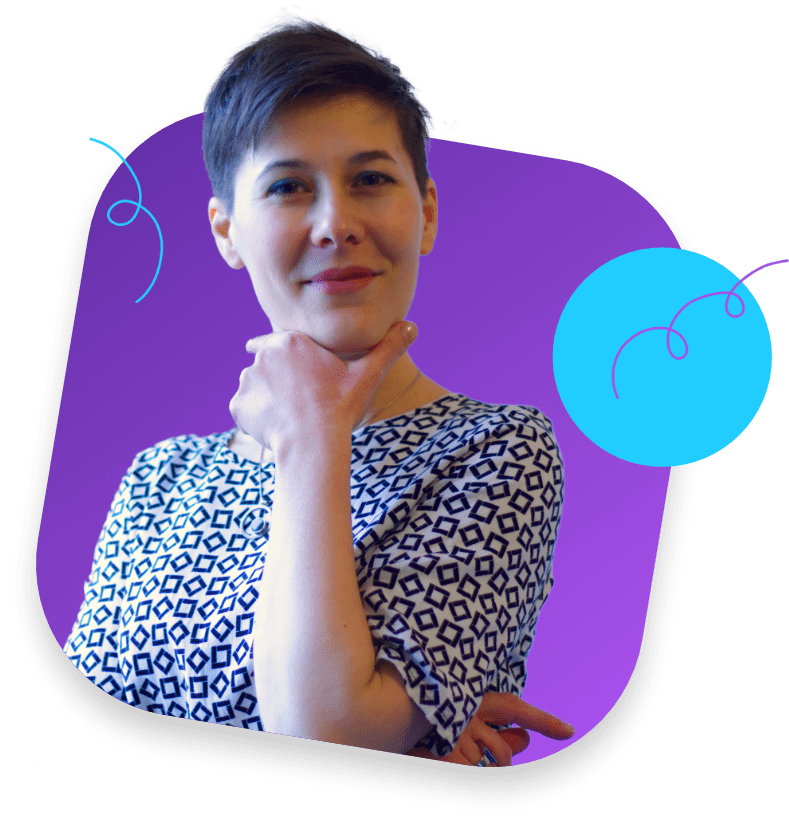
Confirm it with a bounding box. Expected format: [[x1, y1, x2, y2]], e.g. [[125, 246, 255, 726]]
[[357, 410, 564, 756], [63, 442, 167, 702]]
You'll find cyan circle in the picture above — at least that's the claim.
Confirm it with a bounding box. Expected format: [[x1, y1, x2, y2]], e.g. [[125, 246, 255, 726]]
[[553, 248, 772, 466]]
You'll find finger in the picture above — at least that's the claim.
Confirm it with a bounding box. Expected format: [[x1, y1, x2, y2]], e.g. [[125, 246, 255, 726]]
[[456, 728, 485, 766], [446, 751, 477, 766], [245, 334, 275, 354], [406, 748, 470, 765], [498, 727, 529, 756], [228, 393, 246, 434], [477, 693, 575, 740], [408, 746, 476, 766], [351, 321, 418, 385], [462, 717, 508, 767], [469, 718, 513, 767]]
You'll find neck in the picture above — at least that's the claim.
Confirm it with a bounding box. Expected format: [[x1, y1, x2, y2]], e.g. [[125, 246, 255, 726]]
[[360, 353, 421, 427]]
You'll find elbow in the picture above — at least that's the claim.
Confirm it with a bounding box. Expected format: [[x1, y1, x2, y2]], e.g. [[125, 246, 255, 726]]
[[256, 683, 365, 747], [254, 656, 428, 753], [258, 689, 422, 754]]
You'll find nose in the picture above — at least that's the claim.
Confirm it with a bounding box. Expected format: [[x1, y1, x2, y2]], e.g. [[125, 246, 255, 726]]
[[310, 186, 363, 248]]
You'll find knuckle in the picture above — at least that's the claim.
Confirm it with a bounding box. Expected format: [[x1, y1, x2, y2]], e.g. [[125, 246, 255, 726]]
[[280, 330, 304, 349]]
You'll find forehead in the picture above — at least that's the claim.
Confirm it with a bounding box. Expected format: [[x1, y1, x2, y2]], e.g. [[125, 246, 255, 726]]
[[253, 93, 408, 160]]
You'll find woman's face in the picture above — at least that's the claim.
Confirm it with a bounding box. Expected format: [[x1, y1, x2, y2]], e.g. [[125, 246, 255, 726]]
[[209, 93, 438, 358]]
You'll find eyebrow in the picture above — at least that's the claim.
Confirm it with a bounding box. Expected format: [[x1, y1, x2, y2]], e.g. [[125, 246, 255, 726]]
[[258, 150, 397, 177]]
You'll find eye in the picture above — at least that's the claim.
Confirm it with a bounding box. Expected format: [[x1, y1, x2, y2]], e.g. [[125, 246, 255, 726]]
[[354, 171, 395, 188], [267, 179, 309, 197]]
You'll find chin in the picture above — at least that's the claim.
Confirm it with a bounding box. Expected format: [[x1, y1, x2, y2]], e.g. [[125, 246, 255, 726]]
[[314, 321, 392, 360], [322, 337, 379, 361]]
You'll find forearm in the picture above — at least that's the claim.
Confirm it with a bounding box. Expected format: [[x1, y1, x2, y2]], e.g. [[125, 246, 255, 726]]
[[252, 431, 424, 750]]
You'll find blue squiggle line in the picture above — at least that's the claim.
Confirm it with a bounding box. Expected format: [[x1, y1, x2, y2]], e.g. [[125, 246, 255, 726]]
[[89, 137, 163, 302], [612, 258, 788, 399]]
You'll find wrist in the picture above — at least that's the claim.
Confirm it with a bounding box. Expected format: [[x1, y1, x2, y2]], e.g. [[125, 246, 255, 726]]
[[271, 424, 352, 471]]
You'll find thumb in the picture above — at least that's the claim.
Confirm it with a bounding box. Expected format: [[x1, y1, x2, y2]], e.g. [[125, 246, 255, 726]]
[[385, 320, 419, 357], [498, 728, 530, 756], [399, 321, 419, 348], [359, 321, 419, 378]]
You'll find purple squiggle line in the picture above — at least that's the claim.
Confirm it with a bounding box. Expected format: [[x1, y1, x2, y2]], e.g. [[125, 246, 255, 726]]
[[612, 258, 788, 399]]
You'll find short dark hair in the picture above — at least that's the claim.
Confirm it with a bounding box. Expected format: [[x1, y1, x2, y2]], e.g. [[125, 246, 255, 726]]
[[203, 20, 432, 213]]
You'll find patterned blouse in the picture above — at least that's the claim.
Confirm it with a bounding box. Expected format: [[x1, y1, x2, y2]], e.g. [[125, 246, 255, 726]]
[[64, 393, 564, 760]]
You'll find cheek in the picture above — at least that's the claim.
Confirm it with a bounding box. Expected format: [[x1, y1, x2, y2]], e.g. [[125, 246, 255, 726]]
[[247, 215, 306, 274], [376, 203, 423, 262]]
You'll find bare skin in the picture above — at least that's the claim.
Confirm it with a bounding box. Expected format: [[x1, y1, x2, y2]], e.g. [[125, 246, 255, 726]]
[[228, 352, 450, 465], [407, 692, 575, 766]]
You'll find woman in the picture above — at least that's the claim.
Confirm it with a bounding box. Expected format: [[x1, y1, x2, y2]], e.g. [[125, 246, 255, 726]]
[[65, 20, 571, 766]]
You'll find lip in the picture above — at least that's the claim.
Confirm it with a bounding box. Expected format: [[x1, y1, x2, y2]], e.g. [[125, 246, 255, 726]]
[[306, 276, 377, 295], [306, 267, 378, 283]]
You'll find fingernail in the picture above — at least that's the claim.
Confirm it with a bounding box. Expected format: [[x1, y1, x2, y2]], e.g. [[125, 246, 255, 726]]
[[402, 322, 418, 346]]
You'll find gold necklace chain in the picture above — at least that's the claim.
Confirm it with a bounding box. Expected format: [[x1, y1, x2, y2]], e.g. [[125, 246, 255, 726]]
[[356, 368, 422, 430]]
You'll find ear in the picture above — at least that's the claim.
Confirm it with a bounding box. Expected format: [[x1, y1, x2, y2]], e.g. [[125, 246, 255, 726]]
[[419, 180, 438, 255], [208, 197, 245, 270]]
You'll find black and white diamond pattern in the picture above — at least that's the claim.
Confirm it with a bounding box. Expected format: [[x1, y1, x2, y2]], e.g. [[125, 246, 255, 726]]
[[65, 393, 563, 758]]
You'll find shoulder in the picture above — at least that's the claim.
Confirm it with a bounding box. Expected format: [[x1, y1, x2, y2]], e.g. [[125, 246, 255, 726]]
[[445, 395, 558, 441], [120, 430, 236, 486], [412, 394, 562, 467]]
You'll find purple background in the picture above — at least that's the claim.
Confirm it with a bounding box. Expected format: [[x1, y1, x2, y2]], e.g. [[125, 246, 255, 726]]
[[37, 115, 677, 764]]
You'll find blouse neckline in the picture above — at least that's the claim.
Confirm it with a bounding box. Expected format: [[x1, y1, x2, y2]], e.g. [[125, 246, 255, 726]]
[[216, 392, 467, 468]]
